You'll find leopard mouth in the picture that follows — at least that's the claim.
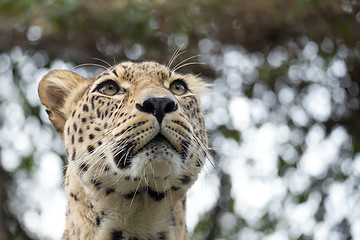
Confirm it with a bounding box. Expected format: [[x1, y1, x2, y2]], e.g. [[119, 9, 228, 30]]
[[137, 133, 191, 163], [139, 133, 178, 153], [113, 133, 178, 169]]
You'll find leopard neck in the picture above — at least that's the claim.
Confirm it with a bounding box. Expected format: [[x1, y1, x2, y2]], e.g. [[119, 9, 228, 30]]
[[62, 164, 189, 240]]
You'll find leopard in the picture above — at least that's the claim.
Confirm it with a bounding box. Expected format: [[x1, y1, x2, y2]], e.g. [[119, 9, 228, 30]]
[[38, 61, 209, 240]]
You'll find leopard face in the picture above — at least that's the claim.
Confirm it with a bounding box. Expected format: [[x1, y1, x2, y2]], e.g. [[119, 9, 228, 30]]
[[39, 61, 209, 202]]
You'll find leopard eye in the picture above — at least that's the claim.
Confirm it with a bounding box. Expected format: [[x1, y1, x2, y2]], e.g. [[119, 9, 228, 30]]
[[97, 80, 124, 96], [170, 79, 188, 96]]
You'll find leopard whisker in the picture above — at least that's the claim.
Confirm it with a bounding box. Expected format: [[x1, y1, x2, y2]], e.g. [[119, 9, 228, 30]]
[[122, 146, 134, 168], [93, 57, 113, 69], [75, 111, 139, 164], [148, 161, 160, 193], [164, 178, 173, 208], [61, 164, 69, 187], [75, 136, 115, 164], [113, 56, 117, 66], [167, 44, 185, 69], [171, 55, 200, 72], [172, 62, 205, 73], [143, 172, 150, 195], [76, 142, 113, 179], [130, 177, 143, 207], [74, 63, 108, 70], [192, 134, 219, 171]]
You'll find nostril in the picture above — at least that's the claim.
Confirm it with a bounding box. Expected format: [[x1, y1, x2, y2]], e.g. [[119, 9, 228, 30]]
[[142, 100, 157, 115], [136, 97, 177, 123], [164, 100, 177, 114]]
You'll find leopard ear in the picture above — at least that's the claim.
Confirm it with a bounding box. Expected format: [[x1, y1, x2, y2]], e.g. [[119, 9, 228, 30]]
[[38, 70, 91, 138]]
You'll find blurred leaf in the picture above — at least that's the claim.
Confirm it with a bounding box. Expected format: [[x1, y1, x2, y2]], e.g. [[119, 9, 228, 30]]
[[218, 125, 242, 143]]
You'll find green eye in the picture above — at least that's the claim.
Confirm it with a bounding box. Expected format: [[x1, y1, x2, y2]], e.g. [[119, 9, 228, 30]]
[[97, 80, 124, 96], [170, 80, 188, 96]]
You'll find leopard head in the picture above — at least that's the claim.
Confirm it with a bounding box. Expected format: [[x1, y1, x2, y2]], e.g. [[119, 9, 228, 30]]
[[38, 61, 209, 200]]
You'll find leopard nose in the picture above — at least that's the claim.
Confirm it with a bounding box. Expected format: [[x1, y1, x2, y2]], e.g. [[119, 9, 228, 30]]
[[136, 96, 178, 123]]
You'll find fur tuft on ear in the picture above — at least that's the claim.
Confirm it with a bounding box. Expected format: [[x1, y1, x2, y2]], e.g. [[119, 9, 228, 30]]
[[38, 70, 91, 138]]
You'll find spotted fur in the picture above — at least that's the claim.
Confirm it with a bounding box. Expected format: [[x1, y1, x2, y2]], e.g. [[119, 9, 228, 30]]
[[38, 61, 209, 240]]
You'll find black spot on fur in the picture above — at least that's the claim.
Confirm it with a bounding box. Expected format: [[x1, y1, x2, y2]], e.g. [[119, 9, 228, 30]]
[[96, 216, 101, 226], [106, 188, 115, 195], [111, 230, 124, 240], [88, 145, 95, 153], [158, 232, 166, 240], [112, 69, 118, 77], [123, 191, 139, 199], [147, 187, 165, 201], [171, 186, 180, 191], [83, 104, 89, 112], [196, 159, 203, 167], [71, 150, 76, 161], [161, 72, 166, 81], [70, 192, 78, 201], [115, 121, 147, 137], [180, 175, 191, 184], [171, 120, 191, 133], [91, 178, 101, 189], [89, 134, 95, 140], [170, 210, 175, 226], [80, 163, 88, 171], [91, 96, 95, 110]]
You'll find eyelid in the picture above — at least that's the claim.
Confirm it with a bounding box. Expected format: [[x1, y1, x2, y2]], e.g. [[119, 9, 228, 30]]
[[170, 78, 187, 85], [93, 79, 113, 89], [94, 80, 124, 95]]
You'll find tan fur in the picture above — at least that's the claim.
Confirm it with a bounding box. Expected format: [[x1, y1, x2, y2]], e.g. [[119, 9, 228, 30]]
[[38, 61, 209, 240]]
